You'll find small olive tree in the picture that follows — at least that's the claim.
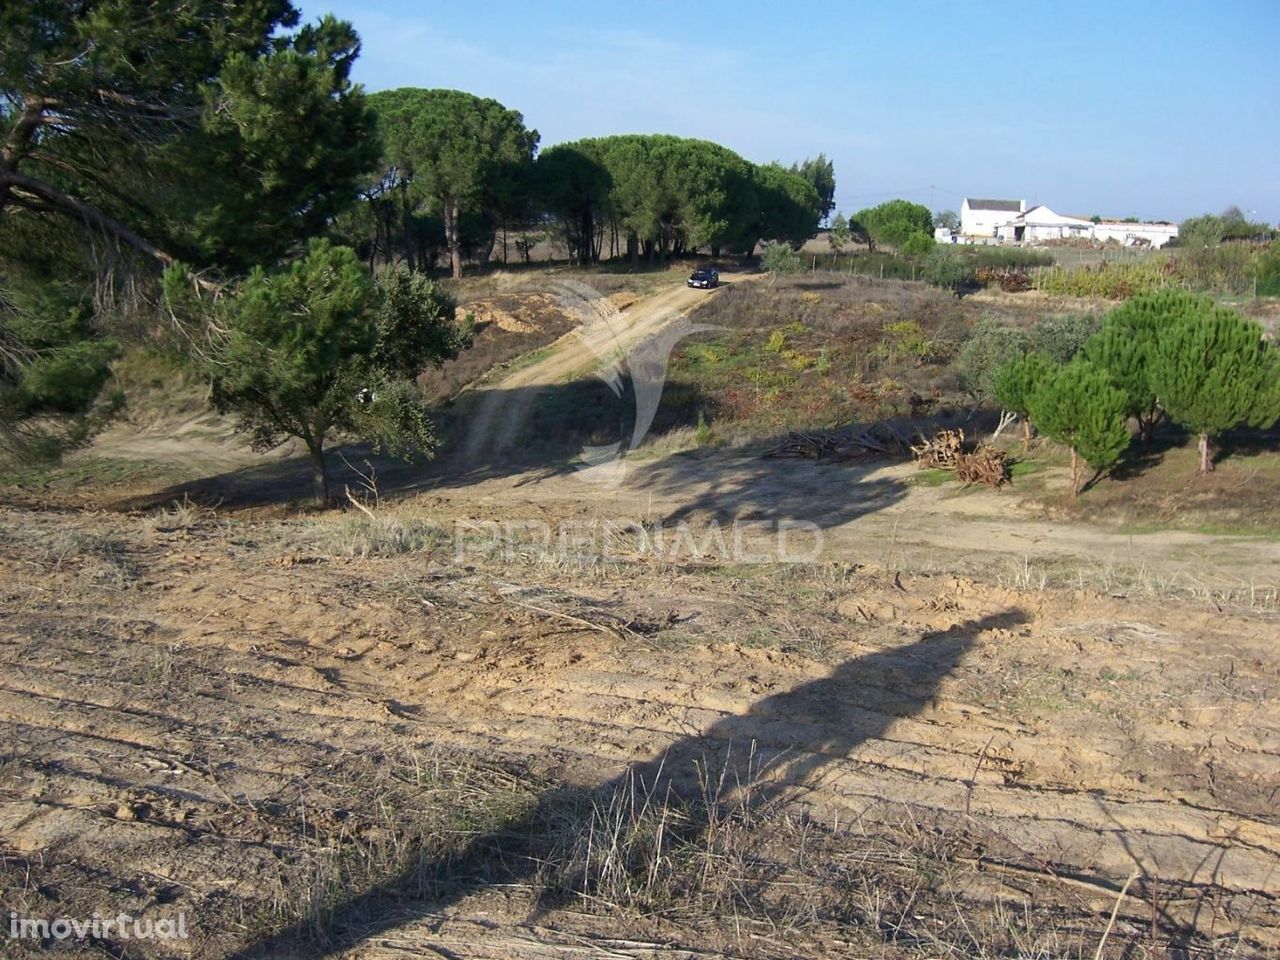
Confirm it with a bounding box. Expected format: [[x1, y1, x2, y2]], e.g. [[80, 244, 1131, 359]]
[[1029, 359, 1132, 497], [167, 240, 471, 502]]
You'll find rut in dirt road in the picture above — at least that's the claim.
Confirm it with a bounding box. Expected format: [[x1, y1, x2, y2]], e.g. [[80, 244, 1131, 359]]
[[236, 613, 1006, 959]]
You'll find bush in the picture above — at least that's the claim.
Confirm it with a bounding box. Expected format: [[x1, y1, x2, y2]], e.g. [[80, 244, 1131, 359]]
[[957, 319, 1029, 398], [1029, 313, 1101, 363], [760, 242, 805, 275], [1253, 242, 1280, 296], [922, 249, 975, 293], [1032, 260, 1178, 299], [992, 352, 1056, 449], [900, 231, 936, 258]]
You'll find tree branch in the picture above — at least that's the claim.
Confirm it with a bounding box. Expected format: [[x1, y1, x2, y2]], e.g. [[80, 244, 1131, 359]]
[[0, 168, 220, 293]]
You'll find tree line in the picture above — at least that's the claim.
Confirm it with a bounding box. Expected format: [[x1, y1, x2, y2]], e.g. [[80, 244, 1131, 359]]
[[0, 3, 833, 495], [353, 88, 832, 277]]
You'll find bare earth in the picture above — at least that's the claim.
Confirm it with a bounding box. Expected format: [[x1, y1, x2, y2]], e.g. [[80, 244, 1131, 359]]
[[1, 278, 1278, 959]]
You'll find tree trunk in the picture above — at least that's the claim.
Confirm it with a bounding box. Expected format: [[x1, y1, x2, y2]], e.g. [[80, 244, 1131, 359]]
[[1070, 448, 1081, 497], [1138, 409, 1163, 445], [307, 440, 330, 504], [1198, 433, 1214, 474], [1022, 418, 1033, 454], [444, 196, 462, 279]]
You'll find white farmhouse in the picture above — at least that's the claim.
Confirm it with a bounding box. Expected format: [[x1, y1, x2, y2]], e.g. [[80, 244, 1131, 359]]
[[995, 205, 1093, 243], [960, 198, 1025, 239], [1091, 219, 1178, 248]]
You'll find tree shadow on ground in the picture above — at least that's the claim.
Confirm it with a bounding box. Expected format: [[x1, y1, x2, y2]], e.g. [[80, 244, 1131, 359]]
[[121, 376, 921, 533], [232, 609, 1026, 959]]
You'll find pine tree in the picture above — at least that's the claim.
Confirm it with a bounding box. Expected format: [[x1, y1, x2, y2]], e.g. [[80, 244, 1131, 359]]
[[992, 352, 1056, 451], [1029, 360, 1132, 496], [1084, 290, 1203, 444], [1147, 302, 1280, 473]]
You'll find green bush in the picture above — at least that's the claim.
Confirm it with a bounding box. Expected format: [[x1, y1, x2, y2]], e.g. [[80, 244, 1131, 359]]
[[957, 319, 1029, 399], [1029, 313, 1101, 363], [1254, 242, 1280, 296], [760, 241, 805, 275], [921, 249, 974, 293], [992, 352, 1056, 450], [900, 231, 936, 258]]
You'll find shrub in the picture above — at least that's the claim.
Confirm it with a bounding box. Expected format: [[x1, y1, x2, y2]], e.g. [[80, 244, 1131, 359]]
[[956, 319, 1029, 399], [1082, 290, 1195, 443], [1147, 300, 1280, 473], [1029, 359, 1132, 496], [900, 231, 936, 258], [760, 242, 805, 276], [922, 249, 975, 294], [1029, 313, 1101, 363], [1254, 242, 1280, 296], [1032, 260, 1177, 299]]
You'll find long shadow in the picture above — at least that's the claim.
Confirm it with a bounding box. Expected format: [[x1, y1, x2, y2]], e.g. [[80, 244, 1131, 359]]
[[121, 375, 918, 532], [233, 610, 1024, 958]]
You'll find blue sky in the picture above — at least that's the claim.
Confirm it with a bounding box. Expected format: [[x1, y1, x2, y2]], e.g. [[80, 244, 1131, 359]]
[[299, 1, 1279, 223]]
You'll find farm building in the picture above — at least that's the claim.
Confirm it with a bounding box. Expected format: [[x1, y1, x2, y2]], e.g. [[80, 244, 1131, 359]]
[[959, 196, 1180, 248], [1090, 219, 1179, 248], [960, 197, 1026, 239], [995, 205, 1093, 243]]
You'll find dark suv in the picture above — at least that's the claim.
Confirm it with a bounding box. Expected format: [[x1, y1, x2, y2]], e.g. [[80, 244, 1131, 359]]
[[687, 267, 719, 289]]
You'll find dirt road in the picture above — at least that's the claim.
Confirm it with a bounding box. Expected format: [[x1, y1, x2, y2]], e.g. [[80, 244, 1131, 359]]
[[460, 275, 748, 462]]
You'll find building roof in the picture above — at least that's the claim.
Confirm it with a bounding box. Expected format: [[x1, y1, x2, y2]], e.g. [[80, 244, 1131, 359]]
[[965, 198, 1023, 212]]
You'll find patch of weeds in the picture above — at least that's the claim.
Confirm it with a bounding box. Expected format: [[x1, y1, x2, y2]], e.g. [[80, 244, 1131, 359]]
[[306, 513, 446, 559], [34, 529, 142, 587], [910, 468, 954, 488], [1008, 459, 1045, 479]]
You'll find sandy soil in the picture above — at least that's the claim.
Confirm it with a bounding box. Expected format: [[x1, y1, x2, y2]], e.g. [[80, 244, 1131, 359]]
[[3, 279, 1278, 959], [1, 494, 1277, 957]]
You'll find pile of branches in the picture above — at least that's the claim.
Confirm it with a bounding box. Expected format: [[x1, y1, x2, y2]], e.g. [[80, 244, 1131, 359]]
[[975, 266, 1033, 292], [954, 447, 1011, 488], [764, 422, 912, 461], [910, 428, 964, 468], [912, 427, 1010, 488]]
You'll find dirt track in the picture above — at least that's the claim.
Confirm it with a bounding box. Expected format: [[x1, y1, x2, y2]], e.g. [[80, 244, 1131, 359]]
[[4, 277, 1279, 958], [460, 275, 750, 462]]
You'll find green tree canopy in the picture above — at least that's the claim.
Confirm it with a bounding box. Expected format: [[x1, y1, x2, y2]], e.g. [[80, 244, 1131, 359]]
[[1147, 298, 1280, 473], [1082, 290, 1198, 443], [992, 352, 1056, 451], [1029, 359, 1132, 496], [531, 135, 820, 263], [789, 154, 836, 223], [370, 88, 539, 278], [168, 240, 472, 501], [853, 199, 933, 252], [1, 1, 377, 274]]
